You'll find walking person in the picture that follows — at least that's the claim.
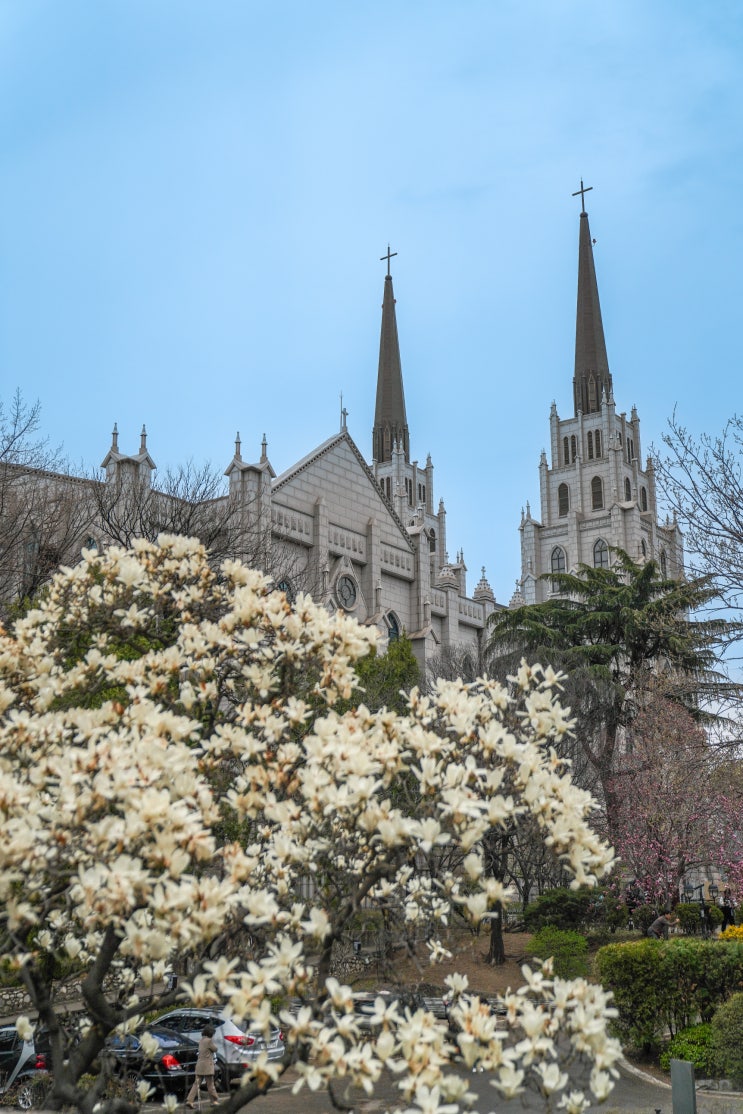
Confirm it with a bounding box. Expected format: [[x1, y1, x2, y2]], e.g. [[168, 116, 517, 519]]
[[722, 888, 736, 931], [647, 911, 678, 939], [185, 1025, 220, 1108]]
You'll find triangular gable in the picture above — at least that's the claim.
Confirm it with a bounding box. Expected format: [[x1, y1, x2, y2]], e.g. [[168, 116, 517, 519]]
[[272, 430, 413, 550]]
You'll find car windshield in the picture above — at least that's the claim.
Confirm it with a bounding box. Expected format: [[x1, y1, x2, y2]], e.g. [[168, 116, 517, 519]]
[[110, 1035, 141, 1051]]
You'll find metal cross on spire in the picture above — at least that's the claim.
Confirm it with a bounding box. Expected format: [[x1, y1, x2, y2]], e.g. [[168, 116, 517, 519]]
[[572, 178, 593, 213], [380, 244, 397, 276]]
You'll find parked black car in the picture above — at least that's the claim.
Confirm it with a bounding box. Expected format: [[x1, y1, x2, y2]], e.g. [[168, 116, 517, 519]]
[[108, 1025, 228, 1097]]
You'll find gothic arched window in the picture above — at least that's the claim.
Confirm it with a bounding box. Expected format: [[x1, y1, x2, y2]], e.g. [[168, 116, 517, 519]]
[[641, 539, 647, 557], [641, 486, 648, 512], [591, 475, 603, 510], [595, 430, 602, 457], [551, 546, 566, 592], [386, 612, 400, 643], [276, 578, 296, 604], [587, 431, 594, 460], [570, 435, 577, 462], [624, 478, 631, 502], [558, 483, 569, 517], [660, 549, 668, 579], [594, 538, 609, 568], [551, 547, 566, 575], [588, 374, 597, 411]]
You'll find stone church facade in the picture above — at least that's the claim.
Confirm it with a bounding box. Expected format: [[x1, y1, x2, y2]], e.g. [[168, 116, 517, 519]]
[[216, 255, 501, 672], [96, 255, 501, 675]]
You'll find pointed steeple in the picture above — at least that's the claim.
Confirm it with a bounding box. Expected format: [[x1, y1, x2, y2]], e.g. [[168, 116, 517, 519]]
[[372, 247, 409, 463], [572, 186, 612, 416]]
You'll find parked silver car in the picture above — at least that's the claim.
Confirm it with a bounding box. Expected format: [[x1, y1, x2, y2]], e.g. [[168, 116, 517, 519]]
[[155, 1009, 284, 1081]]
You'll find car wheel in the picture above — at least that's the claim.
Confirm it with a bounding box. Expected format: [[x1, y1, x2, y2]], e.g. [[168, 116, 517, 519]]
[[118, 1070, 142, 1101], [15, 1080, 47, 1111]]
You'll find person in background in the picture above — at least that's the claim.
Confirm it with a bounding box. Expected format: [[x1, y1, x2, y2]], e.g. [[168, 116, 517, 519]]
[[185, 1025, 220, 1108], [722, 888, 736, 931], [647, 911, 678, 939]]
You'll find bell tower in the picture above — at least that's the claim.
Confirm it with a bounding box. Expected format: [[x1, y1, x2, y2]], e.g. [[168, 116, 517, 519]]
[[518, 183, 683, 604]]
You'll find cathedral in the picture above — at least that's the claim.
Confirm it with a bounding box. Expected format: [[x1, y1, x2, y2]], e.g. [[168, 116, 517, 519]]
[[18, 194, 683, 674], [218, 193, 682, 666]]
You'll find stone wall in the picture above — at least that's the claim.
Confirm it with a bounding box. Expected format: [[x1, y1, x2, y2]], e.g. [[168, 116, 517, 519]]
[[0, 976, 123, 1022]]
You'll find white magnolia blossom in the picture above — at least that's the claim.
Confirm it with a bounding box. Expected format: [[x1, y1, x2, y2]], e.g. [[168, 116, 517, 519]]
[[0, 536, 620, 1113]]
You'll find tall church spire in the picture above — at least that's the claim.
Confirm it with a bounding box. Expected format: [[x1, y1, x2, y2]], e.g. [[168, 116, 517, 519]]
[[572, 183, 612, 415], [372, 246, 409, 463]]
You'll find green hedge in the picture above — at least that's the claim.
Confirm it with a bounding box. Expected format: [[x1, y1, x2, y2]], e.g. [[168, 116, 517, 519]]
[[711, 992, 743, 1084], [595, 939, 743, 1054], [524, 927, 589, 979], [523, 887, 601, 931], [659, 1023, 715, 1075]]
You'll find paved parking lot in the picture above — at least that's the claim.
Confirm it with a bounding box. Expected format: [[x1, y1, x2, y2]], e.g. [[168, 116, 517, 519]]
[[187, 1060, 743, 1114]]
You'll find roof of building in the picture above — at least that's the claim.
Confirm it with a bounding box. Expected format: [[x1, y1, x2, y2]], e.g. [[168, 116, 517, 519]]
[[372, 269, 409, 463], [573, 206, 613, 416]]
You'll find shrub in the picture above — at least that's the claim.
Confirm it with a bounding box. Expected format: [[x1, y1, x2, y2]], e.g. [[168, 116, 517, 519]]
[[676, 902, 724, 935], [604, 895, 629, 933], [676, 903, 704, 936], [524, 886, 627, 936], [711, 992, 743, 1084], [595, 939, 743, 1055], [630, 903, 658, 934], [523, 887, 594, 931], [595, 940, 670, 1053], [525, 926, 589, 979], [659, 1023, 716, 1076], [719, 925, 743, 941]]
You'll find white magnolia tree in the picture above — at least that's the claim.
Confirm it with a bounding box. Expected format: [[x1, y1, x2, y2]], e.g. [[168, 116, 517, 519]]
[[0, 536, 620, 1114]]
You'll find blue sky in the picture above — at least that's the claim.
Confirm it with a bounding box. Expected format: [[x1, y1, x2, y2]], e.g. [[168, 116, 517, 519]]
[[1, 1, 742, 603]]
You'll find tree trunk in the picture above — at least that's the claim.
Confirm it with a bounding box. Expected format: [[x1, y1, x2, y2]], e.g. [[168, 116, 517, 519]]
[[486, 901, 505, 965]]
